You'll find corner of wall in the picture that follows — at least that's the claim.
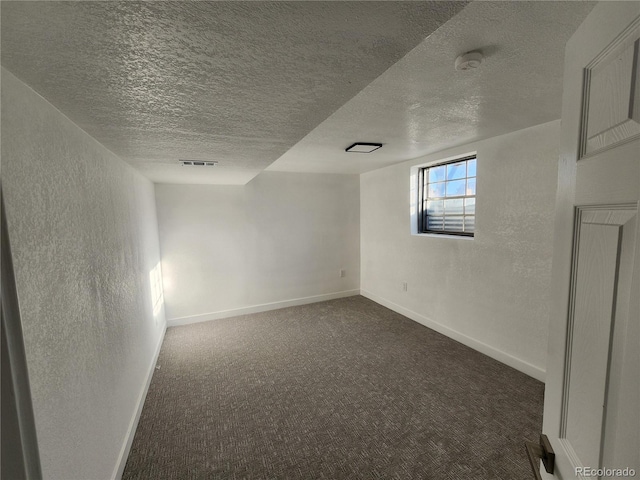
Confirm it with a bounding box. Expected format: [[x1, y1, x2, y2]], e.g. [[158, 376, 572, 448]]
[[112, 322, 167, 480], [360, 290, 546, 382]]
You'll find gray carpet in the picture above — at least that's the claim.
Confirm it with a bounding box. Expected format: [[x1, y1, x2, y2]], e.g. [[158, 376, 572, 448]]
[[123, 296, 543, 479]]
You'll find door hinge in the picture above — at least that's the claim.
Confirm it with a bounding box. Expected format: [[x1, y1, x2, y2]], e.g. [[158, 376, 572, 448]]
[[525, 434, 555, 480]]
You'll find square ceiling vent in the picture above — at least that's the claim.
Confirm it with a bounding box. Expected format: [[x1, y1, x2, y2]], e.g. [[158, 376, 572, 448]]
[[345, 142, 383, 153]]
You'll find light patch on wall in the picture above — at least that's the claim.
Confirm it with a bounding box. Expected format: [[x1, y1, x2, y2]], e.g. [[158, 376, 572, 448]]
[[409, 172, 417, 217], [150, 262, 164, 318]]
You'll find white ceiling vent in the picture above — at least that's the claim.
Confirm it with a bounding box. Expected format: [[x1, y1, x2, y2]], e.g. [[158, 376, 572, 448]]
[[179, 160, 218, 167], [345, 143, 383, 153]]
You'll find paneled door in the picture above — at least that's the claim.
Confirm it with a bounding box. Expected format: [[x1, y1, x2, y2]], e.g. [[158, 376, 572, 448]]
[[541, 2, 640, 479]]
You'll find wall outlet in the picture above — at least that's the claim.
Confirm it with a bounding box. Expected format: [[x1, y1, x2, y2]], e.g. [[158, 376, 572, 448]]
[[402, 282, 408, 292], [340, 269, 346, 278]]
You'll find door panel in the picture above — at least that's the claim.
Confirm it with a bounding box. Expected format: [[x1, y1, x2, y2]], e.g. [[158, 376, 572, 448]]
[[565, 221, 619, 468], [582, 38, 640, 156], [560, 206, 637, 475], [543, 3, 640, 480]]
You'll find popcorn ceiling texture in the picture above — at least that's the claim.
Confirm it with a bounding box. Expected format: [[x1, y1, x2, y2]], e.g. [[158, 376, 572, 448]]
[[268, 1, 596, 175], [2, 69, 166, 480], [1, 1, 466, 185]]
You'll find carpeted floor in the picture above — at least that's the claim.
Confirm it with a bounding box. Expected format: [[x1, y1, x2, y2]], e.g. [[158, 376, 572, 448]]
[[123, 296, 543, 479]]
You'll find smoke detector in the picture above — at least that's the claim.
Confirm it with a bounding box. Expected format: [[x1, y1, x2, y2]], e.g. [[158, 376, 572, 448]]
[[455, 51, 483, 71]]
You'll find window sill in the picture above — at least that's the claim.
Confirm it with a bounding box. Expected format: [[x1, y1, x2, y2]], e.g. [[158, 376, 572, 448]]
[[411, 232, 475, 240]]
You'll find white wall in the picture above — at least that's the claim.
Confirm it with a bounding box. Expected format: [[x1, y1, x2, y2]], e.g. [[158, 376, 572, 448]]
[[156, 171, 360, 324], [361, 121, 560, 381], [1, 68, 166, 480]]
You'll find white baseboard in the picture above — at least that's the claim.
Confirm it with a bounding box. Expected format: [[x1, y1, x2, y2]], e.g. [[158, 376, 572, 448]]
[[167, 289, 361, 327], [112, 322, 167, 480], [360, 290, 546, 383]]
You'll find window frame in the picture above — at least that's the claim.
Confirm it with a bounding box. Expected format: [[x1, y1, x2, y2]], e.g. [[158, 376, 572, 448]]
[[416, 154, 476, 237]]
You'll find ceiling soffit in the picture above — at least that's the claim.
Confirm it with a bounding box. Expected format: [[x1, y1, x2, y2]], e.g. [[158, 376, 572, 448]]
[[267, 1, 597, 175], [1, 1, 467, 184]]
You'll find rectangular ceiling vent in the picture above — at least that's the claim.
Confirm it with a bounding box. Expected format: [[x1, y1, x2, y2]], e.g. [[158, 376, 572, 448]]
[[345, 142, 383, 153], [179, 160, 218, 167]]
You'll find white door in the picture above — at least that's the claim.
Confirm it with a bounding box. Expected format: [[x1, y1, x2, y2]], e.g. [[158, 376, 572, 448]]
[[542, 2, 640, 479]]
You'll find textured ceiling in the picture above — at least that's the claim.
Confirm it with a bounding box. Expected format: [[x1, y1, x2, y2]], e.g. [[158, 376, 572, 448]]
[[267, 1, 596, 175], [1, 1, 467, 185]]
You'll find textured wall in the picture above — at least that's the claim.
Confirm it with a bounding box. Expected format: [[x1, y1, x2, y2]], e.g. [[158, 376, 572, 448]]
[[156, 172, 360, 323], [1, 68, 166, 480], [360, 121, 560, 379]]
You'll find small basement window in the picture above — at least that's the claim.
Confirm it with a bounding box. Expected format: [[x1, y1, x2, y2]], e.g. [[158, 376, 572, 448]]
[[417, 155, 476, 236]]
